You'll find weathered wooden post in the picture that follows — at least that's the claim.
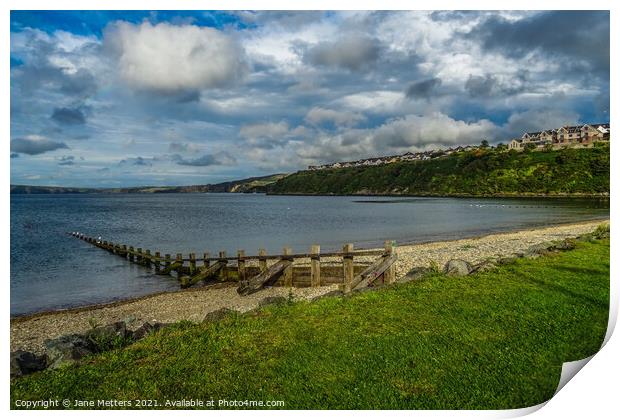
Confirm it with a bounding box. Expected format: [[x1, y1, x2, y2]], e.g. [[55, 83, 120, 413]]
[[164, 253, 171, 271], [144, 249, 152, 268], [219, 251, 228, 281], [237, 250, 246, 282], [310, 245, 321, 287], [176, 253, 183, 281], [189, 253, 196, 275], [384, 240, 395, 284], [258, 248, 267, 272], [203, 252, 210, 269], [136, 248, 143, 264], [154, 251, 161, 273], [128, 246, 135, 262], [283, 247, 293, 287], [343, 243, 354, 293], [121, 244, 127, 258]]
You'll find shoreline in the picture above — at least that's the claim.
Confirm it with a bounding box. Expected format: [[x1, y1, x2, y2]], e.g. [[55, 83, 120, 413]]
[[10, 219, 609, 353], [11, 217, 610, 322]]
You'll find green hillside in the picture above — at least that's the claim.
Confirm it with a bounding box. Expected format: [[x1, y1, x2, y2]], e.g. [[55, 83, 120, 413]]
[[268, 146, 610, 196]]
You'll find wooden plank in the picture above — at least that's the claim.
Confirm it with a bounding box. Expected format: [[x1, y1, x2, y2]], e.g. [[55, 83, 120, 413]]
[[189, 253, 196, 275], [258, 248, 267, 272], [180, 261, 227, 288], [282, 247, 293, 287], [310, 244, 321, 287], [144, 249, 152, 268], [342, 243, 354, 293], [128, 246, 135, 262], [237, 260, 293, 296], [154, 251, 161, 273], [351, 253, 398, 291], [179, 249, 385, 261], [203, 252, 210, 269], [218, 251, 228, 281], [237, 250, 246, 281], [384, 240, 396, 284]]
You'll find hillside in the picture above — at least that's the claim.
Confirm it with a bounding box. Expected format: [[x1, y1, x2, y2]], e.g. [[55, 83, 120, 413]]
[[268, 146, 610, 197], [10, 174, 288, 195]]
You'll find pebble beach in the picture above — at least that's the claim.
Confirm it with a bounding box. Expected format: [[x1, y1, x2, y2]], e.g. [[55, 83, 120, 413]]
[[11, 219, 609, 354]]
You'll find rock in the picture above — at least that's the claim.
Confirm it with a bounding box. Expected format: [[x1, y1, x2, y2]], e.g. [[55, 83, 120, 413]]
[[442, 259, 472, 276], [399, 266, 431, 283], [258, 296, 287, 307], [44, 334, 96, 369], [203, 308, 239, 323], [10, 350, 48, 378], [85, 321, 130, 350], [554, 238, 577, 251], [525, 242, 554, 257], [471, 260, 497, 273], [131, 322, 156, 341]]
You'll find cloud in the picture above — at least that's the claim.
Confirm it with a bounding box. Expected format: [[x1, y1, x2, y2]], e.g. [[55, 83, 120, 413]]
[[57, 155, 75, 165], [464, 72, 529, 98], [501, 109, 580, 139], [51, 107, 86, 125], [174, 152, 236, 166], [10, 135, 69, 155], [305, 34, 381, 71], [467, 11, 609, 77], [11, 153, 19, 158], [305, 107, 365, 127], [406, 77, 442, 100], [104, 21, 248, 92], [239, 121, 289, 139]]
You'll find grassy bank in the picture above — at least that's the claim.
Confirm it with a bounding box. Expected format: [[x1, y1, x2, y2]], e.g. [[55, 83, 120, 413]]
[[11, 238, 609, 409], [268, 146, 610, 196]]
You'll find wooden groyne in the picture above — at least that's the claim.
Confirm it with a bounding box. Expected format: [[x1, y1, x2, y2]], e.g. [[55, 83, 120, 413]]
[[68, 232, 398, 295]]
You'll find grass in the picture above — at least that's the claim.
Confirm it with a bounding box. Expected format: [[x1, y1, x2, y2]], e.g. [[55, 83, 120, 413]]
[[11, 239, 610, 409]]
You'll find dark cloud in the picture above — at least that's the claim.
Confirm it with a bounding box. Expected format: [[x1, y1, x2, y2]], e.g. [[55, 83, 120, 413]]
[[10, 153, 19, 158], [467, 11, 609, 77], [168, 142, 190, 153], [173, 152, 236, 166], [51, 107, 86, 125], [406, 77, 442, 100], [119, 156, 153, 166], [10, 137, 69, 155], [58, 155, 75, 165], [305, 34, 381, 71], [464, 71, 529, 98]]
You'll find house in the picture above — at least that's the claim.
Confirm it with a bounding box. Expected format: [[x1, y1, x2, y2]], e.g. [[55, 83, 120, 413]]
[[539, 129, 557, 143], [556, 126, 582, 144], [508, 139, 523, 150], [522, 131, 542, 142]]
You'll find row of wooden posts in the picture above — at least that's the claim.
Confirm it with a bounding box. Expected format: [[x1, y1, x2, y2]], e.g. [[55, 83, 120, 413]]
[[69, 232, 398, 295]]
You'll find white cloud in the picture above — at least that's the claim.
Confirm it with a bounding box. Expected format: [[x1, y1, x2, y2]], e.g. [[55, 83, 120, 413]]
[[104, 21, 247, 92], [335, 90, 406, 114], [239, 121, 289, 139], [305, 107, 365, 127]]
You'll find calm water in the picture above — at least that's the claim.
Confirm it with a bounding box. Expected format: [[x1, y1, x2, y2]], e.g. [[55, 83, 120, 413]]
[[10, 193, 609, 315]]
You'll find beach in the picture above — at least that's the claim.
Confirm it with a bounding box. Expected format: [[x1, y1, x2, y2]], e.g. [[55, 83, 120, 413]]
[[11, 219, 609, 353]]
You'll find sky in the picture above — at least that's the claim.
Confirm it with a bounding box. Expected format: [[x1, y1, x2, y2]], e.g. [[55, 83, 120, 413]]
[[9, 10, 610, 187]]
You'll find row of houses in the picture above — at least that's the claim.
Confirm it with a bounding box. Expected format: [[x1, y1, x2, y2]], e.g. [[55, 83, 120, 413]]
[[508, 123, 610, 150], [307, 122, 610, 171], [307, 145, 479, 171]]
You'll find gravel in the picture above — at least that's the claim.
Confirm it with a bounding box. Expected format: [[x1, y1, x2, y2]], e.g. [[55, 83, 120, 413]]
[[11, 219, 608, 353]]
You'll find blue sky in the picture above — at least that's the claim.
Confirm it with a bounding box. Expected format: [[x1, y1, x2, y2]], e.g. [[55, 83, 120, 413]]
[[10, 10, 610, 187]]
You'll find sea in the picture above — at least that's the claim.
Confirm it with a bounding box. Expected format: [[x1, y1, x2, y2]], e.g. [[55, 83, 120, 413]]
[[10, 193, 609, 315]]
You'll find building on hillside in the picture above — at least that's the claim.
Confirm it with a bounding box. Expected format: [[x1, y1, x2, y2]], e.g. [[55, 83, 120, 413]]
[[556, 125, 582, 144], [508, 139, 523, 150]]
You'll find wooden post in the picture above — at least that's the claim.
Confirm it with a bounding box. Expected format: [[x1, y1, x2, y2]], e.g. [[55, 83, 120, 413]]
[[164, 253, 171, 270], [384, 240, 395, 284], [176, 253, 183, 281], [144, 249, 152, 268], [121, 244, 127, 258], [258, 248, 267, 272], [219, 251, 228, 281], [189, 253, 196, 275], [137, 248, 143, 264], [283, 247, 293, 287], [203, 252, 210, 269], [154, 251, 161, 273], [237, 250, 246, 281], [343, 243, 354, 293], [310, 244, 321, 287], [128, 246, 135, 262]]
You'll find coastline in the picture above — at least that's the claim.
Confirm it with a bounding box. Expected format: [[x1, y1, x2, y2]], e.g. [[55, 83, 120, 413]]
[[266, 191, 610, 199], [11, 219, 609, 353]]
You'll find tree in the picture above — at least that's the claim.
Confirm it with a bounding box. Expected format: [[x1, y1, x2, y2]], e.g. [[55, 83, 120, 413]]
[[480, 139, 490, 148], [543, 143, 553, 152], [496, 143, 507, 151], [524, 143, 537, 152]]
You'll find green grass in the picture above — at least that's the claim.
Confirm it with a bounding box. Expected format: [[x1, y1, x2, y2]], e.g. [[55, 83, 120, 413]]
[[11, 239, 609, 409], [268, 146, 610, 196]]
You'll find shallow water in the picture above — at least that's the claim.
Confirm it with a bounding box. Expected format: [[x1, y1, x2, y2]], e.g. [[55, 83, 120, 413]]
[[10, 193, 609, 315]]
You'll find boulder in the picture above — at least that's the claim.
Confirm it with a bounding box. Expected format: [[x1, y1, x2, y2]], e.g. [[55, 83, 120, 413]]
[[86, 321, 130, 350], [443, 259, 472, 276], [203, 308, 239, 323], [471, 260, 498, 273], [131, 322, 156, 341], [554, 238, 577, 251], [400, 267, 431, 283], [10, 350, 48, 378], [44, 334, 96, 369], [258, 296, 287, 307]]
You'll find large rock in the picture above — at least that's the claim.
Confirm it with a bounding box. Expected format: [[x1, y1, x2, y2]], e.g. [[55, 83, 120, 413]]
[[10, 350, 48, 378], [131, 322, 167, 340], [471, 260, 498, 273], [258, 296, 287, 308], [44, 334, 96, 369], [85, 321, 130, 351], [203, 308, 239, 323], [443, 259, 472, 276], [400, 266, 431, 283]]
